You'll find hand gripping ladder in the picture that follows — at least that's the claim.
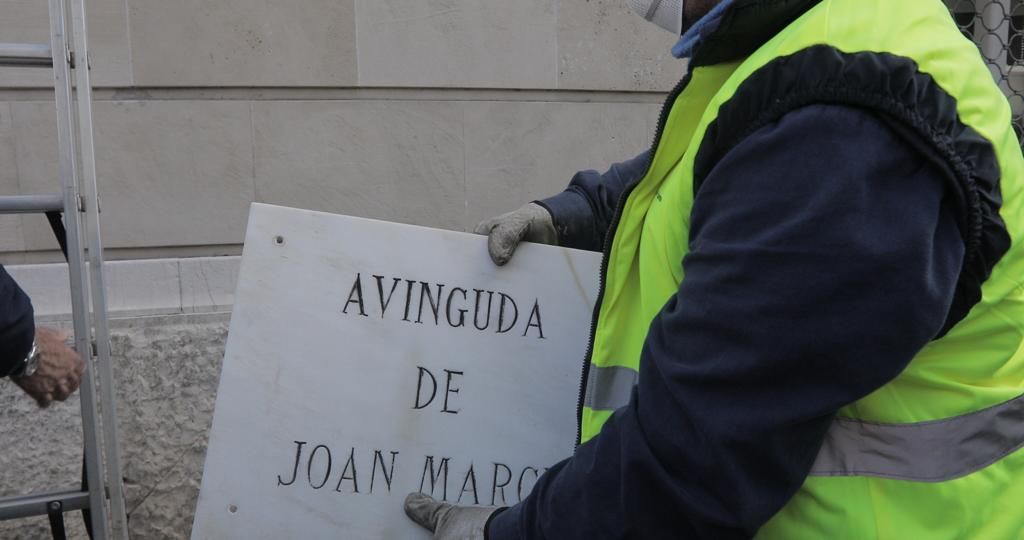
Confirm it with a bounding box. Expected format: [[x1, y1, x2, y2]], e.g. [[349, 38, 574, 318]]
[[0, 0, 128, 538]]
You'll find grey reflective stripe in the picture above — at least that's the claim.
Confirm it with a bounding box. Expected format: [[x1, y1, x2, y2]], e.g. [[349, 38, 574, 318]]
[[644, 0, 663, 20], [584, 365, 638, 411], [811, 392, 1024, 482], [583, 363, 1023, 481]]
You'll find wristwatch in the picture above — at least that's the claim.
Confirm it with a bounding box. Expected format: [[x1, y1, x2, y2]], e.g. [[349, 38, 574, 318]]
[[11, 339, 40, 379]]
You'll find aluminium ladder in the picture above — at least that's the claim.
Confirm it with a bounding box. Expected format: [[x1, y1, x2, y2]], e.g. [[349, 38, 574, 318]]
[[0, 0, 128, 538]]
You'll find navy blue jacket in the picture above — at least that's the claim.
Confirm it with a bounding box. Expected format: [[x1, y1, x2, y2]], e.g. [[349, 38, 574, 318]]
[[0, 267, 35, 377], [487, 104, 964, 538]]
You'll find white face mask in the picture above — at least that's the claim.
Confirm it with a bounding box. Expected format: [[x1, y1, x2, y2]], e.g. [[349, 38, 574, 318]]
[[626, 0, 685, 35]]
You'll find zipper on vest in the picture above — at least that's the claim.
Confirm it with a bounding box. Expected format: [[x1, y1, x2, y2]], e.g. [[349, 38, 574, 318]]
[[575, 69, 695, 447]]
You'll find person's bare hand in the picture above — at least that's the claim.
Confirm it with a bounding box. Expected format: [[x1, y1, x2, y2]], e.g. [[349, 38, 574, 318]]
[[13, 327, 86, 408]]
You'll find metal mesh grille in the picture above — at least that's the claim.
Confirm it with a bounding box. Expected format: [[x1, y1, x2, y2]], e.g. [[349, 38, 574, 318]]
[[947, 0, 1024, 140]]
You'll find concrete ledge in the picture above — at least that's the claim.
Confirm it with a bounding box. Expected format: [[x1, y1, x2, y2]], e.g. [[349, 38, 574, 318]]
[[7, 256, 240, 321]]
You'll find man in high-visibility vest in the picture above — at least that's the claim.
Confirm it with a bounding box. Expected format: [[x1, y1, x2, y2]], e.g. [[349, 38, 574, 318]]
[[405, 0, 1024, 538]]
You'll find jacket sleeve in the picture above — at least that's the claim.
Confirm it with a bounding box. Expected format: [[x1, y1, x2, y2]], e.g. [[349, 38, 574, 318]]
[[0, 265, 35, 377], [537, 151, 651, 252], [487, 104, 966, 539]]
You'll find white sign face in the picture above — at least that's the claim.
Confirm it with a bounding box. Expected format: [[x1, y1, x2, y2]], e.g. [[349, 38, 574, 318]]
[[192, 204, 601, 539]]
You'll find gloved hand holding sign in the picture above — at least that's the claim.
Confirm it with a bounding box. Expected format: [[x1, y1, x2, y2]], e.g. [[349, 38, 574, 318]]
[[404, 493, 498, 540], [472, 203, 557, 266]]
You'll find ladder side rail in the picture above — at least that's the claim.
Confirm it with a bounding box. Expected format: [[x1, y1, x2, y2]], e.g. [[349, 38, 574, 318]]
[[69, 0, 129, 536], [47, 0, 111, 537]]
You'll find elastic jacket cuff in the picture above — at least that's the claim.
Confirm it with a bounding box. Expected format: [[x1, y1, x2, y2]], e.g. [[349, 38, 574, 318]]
[[535, 191, 600, 252], [485, 503, 521, 540]]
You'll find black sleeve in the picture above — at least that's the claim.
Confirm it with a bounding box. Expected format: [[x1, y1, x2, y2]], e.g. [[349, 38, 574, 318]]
[[487, 104, 965, 539], [537, 151, 651, 252], [0, 265, 34, 377]]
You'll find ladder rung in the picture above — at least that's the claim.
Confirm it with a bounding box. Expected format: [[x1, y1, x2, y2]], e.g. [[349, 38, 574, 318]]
[[0, 194, 65, 214], [0, 490, 90, 520], [0, 42, 54, 67]]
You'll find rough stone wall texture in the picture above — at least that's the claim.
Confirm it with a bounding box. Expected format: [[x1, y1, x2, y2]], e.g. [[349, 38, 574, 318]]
[[0, 314, 229, 539]]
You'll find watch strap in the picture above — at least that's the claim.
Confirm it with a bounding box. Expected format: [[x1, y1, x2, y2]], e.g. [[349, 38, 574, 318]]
[[11, 339, 39, 379]]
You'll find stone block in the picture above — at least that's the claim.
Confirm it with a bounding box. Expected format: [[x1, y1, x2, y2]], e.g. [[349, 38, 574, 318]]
[[104, 259, 182, 316], [9, 259, 181, 318], [12, 100, 256, 250], [356, 0, 558, 88], [6, 102, 63, 255], [5, 263, 71, 319], [252, 100, 465, 230], [463, 100, 652, 231], [0, 104, 26, 254], [179, 256, 240, 313], [8, 256, 241, 322], [128, 0, 357, 86], [0, 0, 52, 88], [0, 0, 132, 87], [556, 0, 686, 91]]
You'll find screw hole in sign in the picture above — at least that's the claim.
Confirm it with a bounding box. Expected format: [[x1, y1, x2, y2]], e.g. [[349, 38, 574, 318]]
[[274, 235, 285, 245]]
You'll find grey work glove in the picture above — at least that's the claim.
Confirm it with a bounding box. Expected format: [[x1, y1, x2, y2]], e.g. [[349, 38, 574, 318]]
[[473, 202, 557, 266], [404, 492, 497, 540]]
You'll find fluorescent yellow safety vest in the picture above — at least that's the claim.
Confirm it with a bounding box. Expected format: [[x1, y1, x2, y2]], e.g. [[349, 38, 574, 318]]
[[578, 0, 1024, 537]]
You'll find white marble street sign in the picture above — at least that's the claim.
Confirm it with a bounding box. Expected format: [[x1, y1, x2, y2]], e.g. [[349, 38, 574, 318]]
[[192, 204, 601, 539]]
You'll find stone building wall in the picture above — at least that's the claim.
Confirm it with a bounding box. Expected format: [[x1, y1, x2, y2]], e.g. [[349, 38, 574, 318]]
[[0, 0, 681, 264]]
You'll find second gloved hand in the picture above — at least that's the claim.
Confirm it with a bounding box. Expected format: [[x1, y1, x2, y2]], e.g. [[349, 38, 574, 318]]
[[404, 493, 497, 540], [473, 203, 557, 266]]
